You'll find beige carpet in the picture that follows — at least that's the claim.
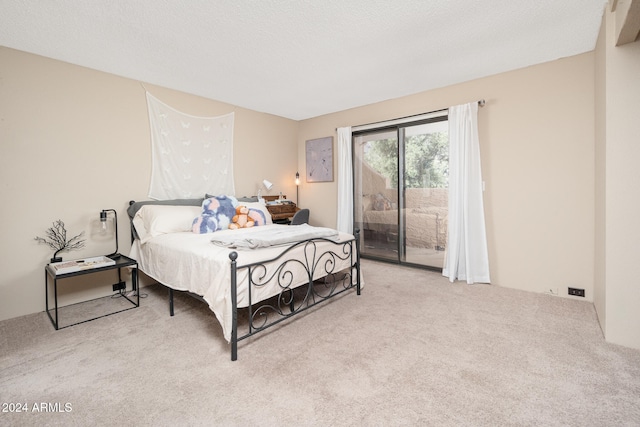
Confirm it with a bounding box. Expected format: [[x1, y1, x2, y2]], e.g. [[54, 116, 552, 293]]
[[1, 259, 639, 426]]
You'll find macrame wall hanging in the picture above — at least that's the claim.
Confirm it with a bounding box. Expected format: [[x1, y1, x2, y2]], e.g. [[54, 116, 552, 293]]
[[146, 92, 235, 200]]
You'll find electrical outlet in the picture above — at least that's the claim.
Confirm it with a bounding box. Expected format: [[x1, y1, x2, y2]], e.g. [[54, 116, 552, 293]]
[[112, 282, 126, 292], [568, 287, 585, 297]]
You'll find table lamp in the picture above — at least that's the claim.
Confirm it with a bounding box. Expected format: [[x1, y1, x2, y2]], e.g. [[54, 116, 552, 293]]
[[100, 209, 120, 258]]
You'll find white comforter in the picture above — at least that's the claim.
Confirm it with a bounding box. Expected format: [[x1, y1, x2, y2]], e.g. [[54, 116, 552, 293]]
[[129, 224, 358, 342], [211, 223, 339, 249]]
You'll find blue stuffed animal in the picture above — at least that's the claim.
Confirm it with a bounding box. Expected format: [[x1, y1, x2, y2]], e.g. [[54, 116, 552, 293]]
[[192, 195, 238, 234]]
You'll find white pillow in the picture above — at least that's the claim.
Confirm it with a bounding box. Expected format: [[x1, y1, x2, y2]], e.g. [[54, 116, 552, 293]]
[[243, 201, 273, 225], [133, 205, 202, 243]]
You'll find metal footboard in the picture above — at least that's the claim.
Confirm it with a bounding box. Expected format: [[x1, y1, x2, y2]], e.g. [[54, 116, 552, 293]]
[[229, 229, 361, 361]]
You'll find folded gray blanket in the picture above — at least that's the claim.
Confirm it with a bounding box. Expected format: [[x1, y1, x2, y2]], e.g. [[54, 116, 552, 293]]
[[211, 224, 340, 249]]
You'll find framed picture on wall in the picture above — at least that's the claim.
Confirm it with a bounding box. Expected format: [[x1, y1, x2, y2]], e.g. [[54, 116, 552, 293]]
[[305, 136, 333, 182]]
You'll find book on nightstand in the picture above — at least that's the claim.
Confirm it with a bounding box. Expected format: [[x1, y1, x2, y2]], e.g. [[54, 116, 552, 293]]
[[50, 256, 116, 275]]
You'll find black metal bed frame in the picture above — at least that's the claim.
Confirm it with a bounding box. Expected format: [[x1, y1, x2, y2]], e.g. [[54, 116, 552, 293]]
[[128, 200, 360, 361], [164, 231, 361, 360], [229, 231, 361, 360]]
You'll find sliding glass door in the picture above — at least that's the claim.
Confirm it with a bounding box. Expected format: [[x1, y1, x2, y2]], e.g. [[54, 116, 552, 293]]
[[354, 129, 399, 262], [353, 117, 448, 269], [401, 119, 448, 267]]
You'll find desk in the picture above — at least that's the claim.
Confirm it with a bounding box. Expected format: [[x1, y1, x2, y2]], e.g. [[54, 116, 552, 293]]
[[45, 254, 139, 329], [267, 205, 299, 224], [262, 195, 299, 224]]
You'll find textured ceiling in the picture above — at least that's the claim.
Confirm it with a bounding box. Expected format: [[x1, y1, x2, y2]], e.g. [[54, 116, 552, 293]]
[[0, 0, 607, 120]]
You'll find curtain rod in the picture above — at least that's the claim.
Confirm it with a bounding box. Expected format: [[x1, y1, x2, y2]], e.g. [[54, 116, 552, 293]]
[[337, 99, 485, 131]]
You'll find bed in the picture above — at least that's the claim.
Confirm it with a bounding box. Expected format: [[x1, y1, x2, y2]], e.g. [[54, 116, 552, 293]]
[[127, 197, 361, 360]]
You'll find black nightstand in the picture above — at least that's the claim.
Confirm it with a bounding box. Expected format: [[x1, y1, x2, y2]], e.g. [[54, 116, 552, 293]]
[[45, 254, 139, 330]]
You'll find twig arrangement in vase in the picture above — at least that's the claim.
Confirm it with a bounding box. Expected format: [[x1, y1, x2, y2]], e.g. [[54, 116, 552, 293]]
[[35, 220, 86, 263]]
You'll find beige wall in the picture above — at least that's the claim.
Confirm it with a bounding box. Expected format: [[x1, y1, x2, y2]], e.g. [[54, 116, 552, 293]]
[[0, 47, 298, 321], [299, 53, 596, 301], [594, 4, 640, 349], [594, 9, 608, 340]]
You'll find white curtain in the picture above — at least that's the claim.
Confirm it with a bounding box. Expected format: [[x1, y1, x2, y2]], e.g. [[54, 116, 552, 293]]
[[146, 92, 235, 200], [443, 102, 491, 284], [336, 126, 353, 234]]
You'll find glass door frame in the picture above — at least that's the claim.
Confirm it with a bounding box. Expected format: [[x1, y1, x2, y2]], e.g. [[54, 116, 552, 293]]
[[352, 115, 449, 272]]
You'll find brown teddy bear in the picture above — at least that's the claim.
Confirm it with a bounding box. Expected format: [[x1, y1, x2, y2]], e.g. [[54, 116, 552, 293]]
[[229, 205, 255, 230]]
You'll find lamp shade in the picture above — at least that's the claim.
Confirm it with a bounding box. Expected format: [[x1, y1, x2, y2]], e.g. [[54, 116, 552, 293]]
[[262, 179, 273, 190]]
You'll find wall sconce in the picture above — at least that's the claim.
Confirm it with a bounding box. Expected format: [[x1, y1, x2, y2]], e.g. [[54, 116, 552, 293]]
[[100, 209, 120, 258], [295, 172, 300, 204]]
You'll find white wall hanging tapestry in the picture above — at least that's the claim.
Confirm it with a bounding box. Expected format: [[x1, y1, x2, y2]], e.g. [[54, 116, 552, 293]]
[[146, 92, 235, 200]]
